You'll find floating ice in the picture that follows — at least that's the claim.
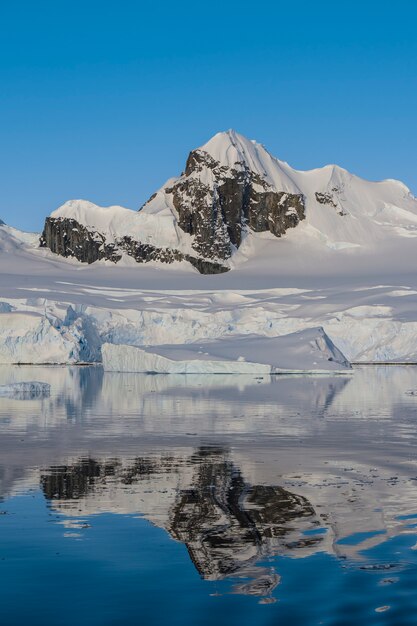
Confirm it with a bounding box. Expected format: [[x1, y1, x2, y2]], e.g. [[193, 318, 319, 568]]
[[102, 328, 352, 374]]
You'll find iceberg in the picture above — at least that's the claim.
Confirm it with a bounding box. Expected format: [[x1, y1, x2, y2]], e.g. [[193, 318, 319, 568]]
[[102, 327, 352, 374]]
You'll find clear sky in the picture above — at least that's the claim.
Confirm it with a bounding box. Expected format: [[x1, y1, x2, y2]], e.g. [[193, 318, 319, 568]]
[[1, 0, 416, 231]]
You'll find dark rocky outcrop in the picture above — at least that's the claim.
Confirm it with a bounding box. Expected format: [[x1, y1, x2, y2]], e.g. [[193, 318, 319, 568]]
[[315, 191, 338, 208], [40, 217, 122, 264], [315, 188, 348, 216], [41, 217, 229, 274], [163, 148, 306, 262]]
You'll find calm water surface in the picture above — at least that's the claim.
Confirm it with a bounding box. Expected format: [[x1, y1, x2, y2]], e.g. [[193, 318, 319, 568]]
[[1, 366, 417, 625]]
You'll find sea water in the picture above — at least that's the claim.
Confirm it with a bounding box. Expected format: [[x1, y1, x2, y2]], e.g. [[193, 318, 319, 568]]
[[0, 365, 417, 625]]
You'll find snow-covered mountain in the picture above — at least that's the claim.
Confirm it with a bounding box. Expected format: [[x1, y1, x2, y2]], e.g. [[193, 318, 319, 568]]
[[2, 132, 417, 367], [40, 130, 417, 274]]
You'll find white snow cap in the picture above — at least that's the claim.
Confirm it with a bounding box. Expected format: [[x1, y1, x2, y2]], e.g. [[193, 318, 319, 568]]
[[198, 129, 302, 193], [50, 199, 184, 251]]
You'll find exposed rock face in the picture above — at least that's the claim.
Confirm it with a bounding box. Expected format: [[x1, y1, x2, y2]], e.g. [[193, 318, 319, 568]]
[[41, 217, 229, 274], [117, 234, 229, 274], [315, 191, 338, 208], [41, 217, 122, 264], [315, 186, 348, 216], [159, 148, 305, 261]]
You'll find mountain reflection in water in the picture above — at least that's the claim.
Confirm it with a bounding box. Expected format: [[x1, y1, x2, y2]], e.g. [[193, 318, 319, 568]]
[[2, 365, 417, 611], [40, 448, 324, 598]]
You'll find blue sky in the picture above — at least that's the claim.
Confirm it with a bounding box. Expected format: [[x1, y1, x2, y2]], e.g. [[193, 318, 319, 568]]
[[1, 0, 416, 231]]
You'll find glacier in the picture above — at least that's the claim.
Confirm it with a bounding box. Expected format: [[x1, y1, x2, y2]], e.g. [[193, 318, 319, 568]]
[[0, 312, 81, 364], [2, 287, 417, 366]]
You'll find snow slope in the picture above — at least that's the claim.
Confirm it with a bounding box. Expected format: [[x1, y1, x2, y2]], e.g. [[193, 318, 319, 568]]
[[0, 221, 39, 253]]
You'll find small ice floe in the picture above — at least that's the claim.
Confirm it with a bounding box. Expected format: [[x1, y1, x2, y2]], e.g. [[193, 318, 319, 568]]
[[0, 381, 51, 400]]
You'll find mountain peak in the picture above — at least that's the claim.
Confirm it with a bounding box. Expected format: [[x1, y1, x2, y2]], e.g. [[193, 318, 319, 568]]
[[199, 129, 263, 166], [194, 130, 300, 195]]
